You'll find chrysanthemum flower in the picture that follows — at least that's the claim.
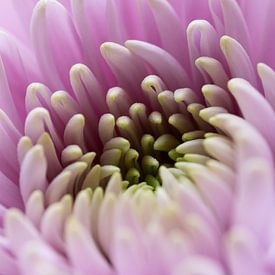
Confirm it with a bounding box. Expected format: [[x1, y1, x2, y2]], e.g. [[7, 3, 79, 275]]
[[0, 0, 275, 274]]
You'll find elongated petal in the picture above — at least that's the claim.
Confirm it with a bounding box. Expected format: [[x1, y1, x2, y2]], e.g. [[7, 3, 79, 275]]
[[233, 159, 275, 245], [70, 64, 107, 118], [71, 0, 112, 84], [25, 83, 53, 112], [209, 114, 273, 163], [126, 40, 190, 89], [5, 209, 39, 252], [187, 20, 221, 86], [219, 0, 250, 50], [101, 42, 147, 100], [25, 191, 44, 227], [220, 36, 256, 86], [228, 78, 275, 152], [176, 162, 232, 228], [0, 171, 23, 209], [148, 0, 188, 67], [37, 132, 62, 180], [0, 246, 19, 275], [19, 145, 47, 204], [195, 57, 229, 89], [41, 202, 68, 252], [25, 107, 63, 151], [257, 63, 275, 110], [66, 217, 113, 275], [18, 240, 71, 275], [174, 256, 225, 275], [225, 227, 267, 275], [31, 0, 83, 91]]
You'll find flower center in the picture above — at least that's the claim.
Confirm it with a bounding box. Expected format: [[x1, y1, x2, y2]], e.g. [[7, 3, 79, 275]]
[[24, 74, 226, 200], [95, 75, 217, 190]]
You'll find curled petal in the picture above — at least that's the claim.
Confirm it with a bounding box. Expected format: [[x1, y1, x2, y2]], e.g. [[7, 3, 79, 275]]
[[195, 57, 229, 89], [101, 42, 147, 100], [220, 36, 256, 86], [37, 132, 62, 180], [64, 114, 87, 152], [202, 84, 234, 112], [126, 40, 190, 90], [25, 107, 63, 151], [98, 114, 116, 144], [187, 20, 221, 86], [70, 63, 107, 119], [46, 171, 72, 204]]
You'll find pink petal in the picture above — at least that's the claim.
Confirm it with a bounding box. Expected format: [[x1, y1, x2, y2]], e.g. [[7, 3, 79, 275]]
[[233, 158, 275, 246], [195, 57, 229, 89], [125, 40, 190, 89], [225, 226, 268, 275], [0, 110, 21, 182], [160, 167, 220, 233], [19, 145, 48, 204], [5, 209, 39, 252], [202, 84, 234, 112], [37, 133, 63, 180], [174, 256, 225, 275], [105, 0, 127, 43], [25, 107, 63, 152], [98, 193, 116, 256], [148, 0, 189, 67], [71, 0, 116, 86], [18, 240, 71, 275], [228, 78, 275, 152], [50, 91, 80, 124], [66, 217, 113, 275], [41, 201, 69, 253], [25, 191, 45, 227], [101, 42, 147, 100], [112, 227, 148, 275], [220, 36, 256, 86], [70, 64, 107, 121], [176, 162, 232, 228], [0, 246, 20, 275], [257, 63, 275, 110], [25, 83, 53, 113], [46, 171, 72, 204], [0, 171, 23, 209], [187, 20, 221, 87], [31, 0, 83, 91], [218, 0, 250, 51], [209, 114, 273, 164]]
